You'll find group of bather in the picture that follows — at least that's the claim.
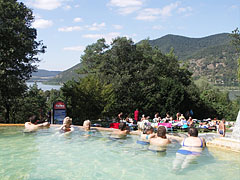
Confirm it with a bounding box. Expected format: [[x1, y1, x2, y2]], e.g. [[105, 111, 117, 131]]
[[24, 115, 207, 171]]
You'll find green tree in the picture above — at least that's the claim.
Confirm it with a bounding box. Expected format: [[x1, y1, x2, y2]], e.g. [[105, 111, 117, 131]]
[[11, 83, 47, 123], [80, 37, 195, 118], [0, 0, 45, 122], [231, 28, 240, 81], [62, 75, 115, 124]]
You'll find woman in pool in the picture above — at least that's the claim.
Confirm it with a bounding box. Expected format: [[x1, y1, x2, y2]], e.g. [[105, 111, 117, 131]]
[[83, 120, 91, 131], [138, 125, 155, 145], [110, 122, 130, 139], [148, 126, 171, 151], [59, 117, 73, 132], [173, 127, 206, 171]]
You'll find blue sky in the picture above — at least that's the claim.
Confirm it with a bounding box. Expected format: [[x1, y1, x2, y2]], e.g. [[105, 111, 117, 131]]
[[20, 0, 240, 71]]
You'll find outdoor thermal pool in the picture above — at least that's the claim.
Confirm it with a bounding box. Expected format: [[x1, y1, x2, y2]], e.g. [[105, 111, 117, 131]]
[[0, 126, 240, 180]]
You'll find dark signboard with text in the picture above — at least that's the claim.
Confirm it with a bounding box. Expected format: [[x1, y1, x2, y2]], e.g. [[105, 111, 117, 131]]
[[53, 101, 66, 124]]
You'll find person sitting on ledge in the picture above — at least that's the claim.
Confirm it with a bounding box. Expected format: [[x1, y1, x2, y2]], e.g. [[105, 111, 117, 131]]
[[110, 122, 130, 139], [149, 126, 171, 152]]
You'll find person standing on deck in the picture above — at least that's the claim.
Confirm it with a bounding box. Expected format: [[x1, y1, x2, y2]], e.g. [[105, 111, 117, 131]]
[[134, 109, 139, 124], [218, 118, 226, 137]]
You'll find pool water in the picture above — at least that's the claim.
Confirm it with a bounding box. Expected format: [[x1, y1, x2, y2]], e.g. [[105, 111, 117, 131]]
[[0, 126, 240, 180]]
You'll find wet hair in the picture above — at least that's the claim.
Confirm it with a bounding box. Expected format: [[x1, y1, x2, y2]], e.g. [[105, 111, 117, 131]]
[[29, 115, 37, 124], [188, 127, 198, 137], [63, 117, 72, 125], [119, 122, 127, 131], [157, 126, 166, 138], [83, 120, 91, 127], [143, 125, 154, 134]]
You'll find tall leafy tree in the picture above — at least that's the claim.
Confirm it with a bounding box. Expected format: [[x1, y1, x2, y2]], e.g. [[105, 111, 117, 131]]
[[231, 28, 240, 81], [0, 0, 45, 122], [80, 37, 194, 118]]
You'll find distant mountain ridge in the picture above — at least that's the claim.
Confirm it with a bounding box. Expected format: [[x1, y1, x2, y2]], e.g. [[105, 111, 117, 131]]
[[29, 69, 61, 82], [46, 63, 83, 84], [32, 69, 61, 77], [46, 33, 238, 86], [148, 33, 233, 60], [148, 33, 238, 86]]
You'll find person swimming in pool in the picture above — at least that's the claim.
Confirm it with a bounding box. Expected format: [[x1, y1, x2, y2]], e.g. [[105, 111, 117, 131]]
[[83, 120, 91, 131], [173, 127, 206, 171], [110, 122, 130, 139], [59, 117, 73, 132], [137, 125, 155, 145], [24, 115, 50, 132], [148, 126, 171, 152]]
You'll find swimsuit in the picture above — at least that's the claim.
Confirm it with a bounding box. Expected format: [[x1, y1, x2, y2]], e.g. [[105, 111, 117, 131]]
[[182, 137, 203, 148], [219, 130, 224, 135], [177, 137, 203, 155], [177, 149, 201, 155], [137, 140, 150, 145]]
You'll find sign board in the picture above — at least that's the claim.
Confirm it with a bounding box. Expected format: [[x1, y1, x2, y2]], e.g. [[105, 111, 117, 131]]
[[53, 101, 66, 124]]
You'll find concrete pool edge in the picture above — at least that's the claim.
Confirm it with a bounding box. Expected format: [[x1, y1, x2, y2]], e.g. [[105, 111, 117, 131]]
[[0, 124, 141, 135]]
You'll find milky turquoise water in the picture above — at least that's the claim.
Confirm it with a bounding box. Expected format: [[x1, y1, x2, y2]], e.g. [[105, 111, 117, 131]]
[[0, 126, 240, 180]]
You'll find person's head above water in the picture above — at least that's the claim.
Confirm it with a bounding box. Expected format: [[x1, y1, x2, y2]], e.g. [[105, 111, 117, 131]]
[[157, 126, 167, 138], [29, 115, 37, 124], [119, 122, 127, 131], [63, 117, 72, 125], [83, 120, 91, 130], [188, 127, 198, 137], [143, 125, 154, 134]]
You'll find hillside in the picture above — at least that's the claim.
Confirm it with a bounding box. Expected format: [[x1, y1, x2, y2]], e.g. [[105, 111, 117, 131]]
[[28, 69, 61, 82], [148, 33, 238, 86], [47, 33, 239, 86], [46, 63, 84, 84]]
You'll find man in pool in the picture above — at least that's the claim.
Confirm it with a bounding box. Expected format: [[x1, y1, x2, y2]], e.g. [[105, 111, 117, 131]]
[[148, 126, 171, 152], [173, 127, 206, 171], [24, 115, 50, 132], [110, 122, 130, 139]]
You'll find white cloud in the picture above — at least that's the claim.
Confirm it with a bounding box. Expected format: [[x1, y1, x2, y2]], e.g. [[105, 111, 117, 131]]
[[108, 0, 143, 15], [136, 2, 180, 21], [118, 7, 141, 15], [113, 24, 123, 30], [74, 4, 80, 8], [177, 6, 192, 13], [63, 5, 71, 10], [136, 8, 161, 21], [58, 26, 83, 32], [108, 0, 143, 8], [29, 0, 62, 10], [63, 46, 85, 52], [74, 17, 83, 22], [152, 25, 164, 30], [32, 19, 53, 29], [85, 22, 106, 31], [82, 32, 121, 43]]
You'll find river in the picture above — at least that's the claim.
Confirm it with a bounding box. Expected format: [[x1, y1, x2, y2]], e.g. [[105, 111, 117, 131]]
[[26, 82, 61, 91]]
